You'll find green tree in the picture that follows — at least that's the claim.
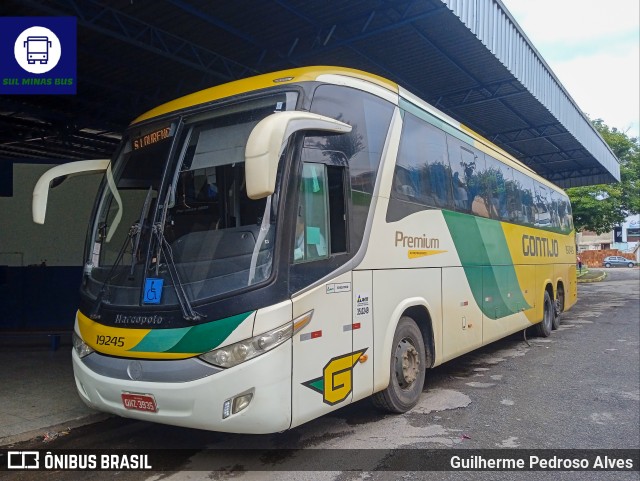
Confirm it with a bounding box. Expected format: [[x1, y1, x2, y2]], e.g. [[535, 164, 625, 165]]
[[566, 119, 640, 233]]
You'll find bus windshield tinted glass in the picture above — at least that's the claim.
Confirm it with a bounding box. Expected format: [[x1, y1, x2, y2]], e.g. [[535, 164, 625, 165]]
[[83, 123, 175, 308], [82, 93, 297, 310]]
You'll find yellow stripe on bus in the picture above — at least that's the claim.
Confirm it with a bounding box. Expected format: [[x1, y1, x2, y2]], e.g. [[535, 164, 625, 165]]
[[76, 311, 196, 360], [132, 66, 399, 124]]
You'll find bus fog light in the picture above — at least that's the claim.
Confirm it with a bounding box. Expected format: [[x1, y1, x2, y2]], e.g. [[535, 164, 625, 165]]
[[72, 331, 94, 358], [222, 399, 232, 419], [232, 393, 253, 414]]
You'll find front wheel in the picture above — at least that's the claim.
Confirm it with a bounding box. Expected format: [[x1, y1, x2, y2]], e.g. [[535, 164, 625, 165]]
[[605, 263, 611, 268], [534, 291, 554, 338], [628, 263, 634, 268], [372, 316, 426, 413]]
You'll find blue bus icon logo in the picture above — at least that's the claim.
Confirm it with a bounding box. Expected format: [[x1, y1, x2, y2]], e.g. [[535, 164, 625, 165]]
[[25, 36, 52, 64]]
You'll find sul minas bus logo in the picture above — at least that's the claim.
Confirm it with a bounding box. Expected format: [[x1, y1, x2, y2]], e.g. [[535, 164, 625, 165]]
[[0, 17, 76, 94]]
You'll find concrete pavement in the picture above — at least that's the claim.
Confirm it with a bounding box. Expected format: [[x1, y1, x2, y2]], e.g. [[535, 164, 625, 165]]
[[0, 337, 106, 446]]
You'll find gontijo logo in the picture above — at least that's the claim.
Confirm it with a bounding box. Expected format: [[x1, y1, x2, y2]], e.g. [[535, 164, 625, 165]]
[[302, 349, 367, 405], [0, 17, 76, 94]]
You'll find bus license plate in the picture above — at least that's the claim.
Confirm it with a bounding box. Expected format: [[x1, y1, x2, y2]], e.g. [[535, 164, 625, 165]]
[[121, 393, 157, 413]]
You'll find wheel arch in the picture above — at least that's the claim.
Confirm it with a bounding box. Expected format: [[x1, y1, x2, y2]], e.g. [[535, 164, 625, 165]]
[[537, 277, 555, 322], [373, 297, 436, 393]]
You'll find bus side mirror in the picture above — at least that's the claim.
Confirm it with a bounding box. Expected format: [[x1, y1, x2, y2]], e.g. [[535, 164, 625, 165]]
[[245, 111, 352, 200], [33, 159, 110, 224]]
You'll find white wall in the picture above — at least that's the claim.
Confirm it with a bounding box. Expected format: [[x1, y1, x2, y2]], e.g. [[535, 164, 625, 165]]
[[0, 163, 102, 267]]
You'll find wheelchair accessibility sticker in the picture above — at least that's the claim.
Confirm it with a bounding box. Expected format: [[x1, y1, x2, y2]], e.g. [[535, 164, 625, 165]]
[[143, 278, 163, 305]]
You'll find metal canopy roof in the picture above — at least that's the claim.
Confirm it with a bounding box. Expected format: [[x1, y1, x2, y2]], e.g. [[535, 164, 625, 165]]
[[0, 0, 620, 187]]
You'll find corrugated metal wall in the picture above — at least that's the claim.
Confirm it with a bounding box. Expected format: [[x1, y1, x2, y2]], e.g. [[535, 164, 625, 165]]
[[442, 0, 620, 186]]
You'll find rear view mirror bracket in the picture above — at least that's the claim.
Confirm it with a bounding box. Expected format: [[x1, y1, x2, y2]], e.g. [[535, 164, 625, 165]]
[[32, 159, 110, 224]]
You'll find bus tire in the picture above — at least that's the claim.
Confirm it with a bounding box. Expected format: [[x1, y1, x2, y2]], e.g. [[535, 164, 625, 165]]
[[535, 291, 554, 338], [552, 285, 564, 330], [372, 316, 426, 413]]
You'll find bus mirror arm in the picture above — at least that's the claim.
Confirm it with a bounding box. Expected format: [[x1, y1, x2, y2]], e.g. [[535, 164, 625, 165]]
[[32, 159, 110, 224], [245, 111, 352, 199]]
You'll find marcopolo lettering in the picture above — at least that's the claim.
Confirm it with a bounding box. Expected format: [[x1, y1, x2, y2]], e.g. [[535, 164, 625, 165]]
[[115, 314, 164, 326], [522, 234, 559, 257], [395, 230, 439, 249]]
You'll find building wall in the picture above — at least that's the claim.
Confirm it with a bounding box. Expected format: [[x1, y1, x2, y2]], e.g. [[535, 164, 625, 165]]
[[0, 163, 102, 267], [576, 214, 640, 262], [0, 163, 102, 329], [576, 230, 613, 252]]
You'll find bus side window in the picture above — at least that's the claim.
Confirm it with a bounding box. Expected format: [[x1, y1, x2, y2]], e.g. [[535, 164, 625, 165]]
[[327, 165, 347, 254], [289, 151, 352, 292], [484, 155, 511, 221], [513, 169, 535, 226], [294, 163, 330, 263], [533, 181, 551, 229], [394, 112, 451, 208]]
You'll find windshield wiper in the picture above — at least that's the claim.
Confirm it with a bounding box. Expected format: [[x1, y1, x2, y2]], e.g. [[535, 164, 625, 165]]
[[90, 221, 138, 320], [151, 219, 205, 323], [129, 186, 153, 278], [90, 186, 153, 320], [153, 186, 171, 276]]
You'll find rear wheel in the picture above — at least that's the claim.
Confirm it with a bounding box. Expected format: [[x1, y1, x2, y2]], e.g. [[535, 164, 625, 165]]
[[372, 316, 426, 413], [552, 286, 564, 330], [534, 290, 553, 338]]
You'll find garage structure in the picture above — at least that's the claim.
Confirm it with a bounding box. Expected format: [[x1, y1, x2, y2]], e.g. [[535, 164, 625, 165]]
[[0, 0, 620, 332]]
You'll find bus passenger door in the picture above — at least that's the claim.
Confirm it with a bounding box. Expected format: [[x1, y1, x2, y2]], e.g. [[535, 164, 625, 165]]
[[289, 161, 356, 428], [291, 272, 354, 428]]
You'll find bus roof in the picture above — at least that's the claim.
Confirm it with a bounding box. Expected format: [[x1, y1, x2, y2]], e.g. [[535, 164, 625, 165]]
[[131, 65, 561, 193], [132, 66, 398, 124]]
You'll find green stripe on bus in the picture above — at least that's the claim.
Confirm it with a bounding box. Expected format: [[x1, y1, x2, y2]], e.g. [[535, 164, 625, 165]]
[[130, 311, 253, 354], [165, 311, 253, 353], [443, 210, 530, 319], [128, 326, 190, 352]]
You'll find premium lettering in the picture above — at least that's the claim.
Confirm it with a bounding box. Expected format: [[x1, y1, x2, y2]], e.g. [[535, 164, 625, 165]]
[[395, 231, 439, 249]]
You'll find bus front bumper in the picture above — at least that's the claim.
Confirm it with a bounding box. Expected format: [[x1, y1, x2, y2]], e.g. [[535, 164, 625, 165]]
[[71, 340, 292, 434]]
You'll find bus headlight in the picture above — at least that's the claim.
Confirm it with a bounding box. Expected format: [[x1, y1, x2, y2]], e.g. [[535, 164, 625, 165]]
[[199, 310, 313, 369], [199, 322, 292, 368], [72, 331, 94, 358]]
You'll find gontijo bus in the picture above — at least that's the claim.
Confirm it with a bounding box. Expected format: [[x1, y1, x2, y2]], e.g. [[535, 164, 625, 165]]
[[33, 66, 577, 433]]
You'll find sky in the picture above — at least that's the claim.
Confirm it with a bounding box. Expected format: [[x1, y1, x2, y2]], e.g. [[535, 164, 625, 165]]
[[500, 0, 640, 140]]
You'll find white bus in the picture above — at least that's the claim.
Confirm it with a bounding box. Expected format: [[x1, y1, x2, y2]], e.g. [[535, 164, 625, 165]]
[[33, 66, 577, 433]]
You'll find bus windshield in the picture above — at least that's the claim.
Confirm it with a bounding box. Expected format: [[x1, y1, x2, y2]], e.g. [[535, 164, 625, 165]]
[[82, 92, 297, 313]]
